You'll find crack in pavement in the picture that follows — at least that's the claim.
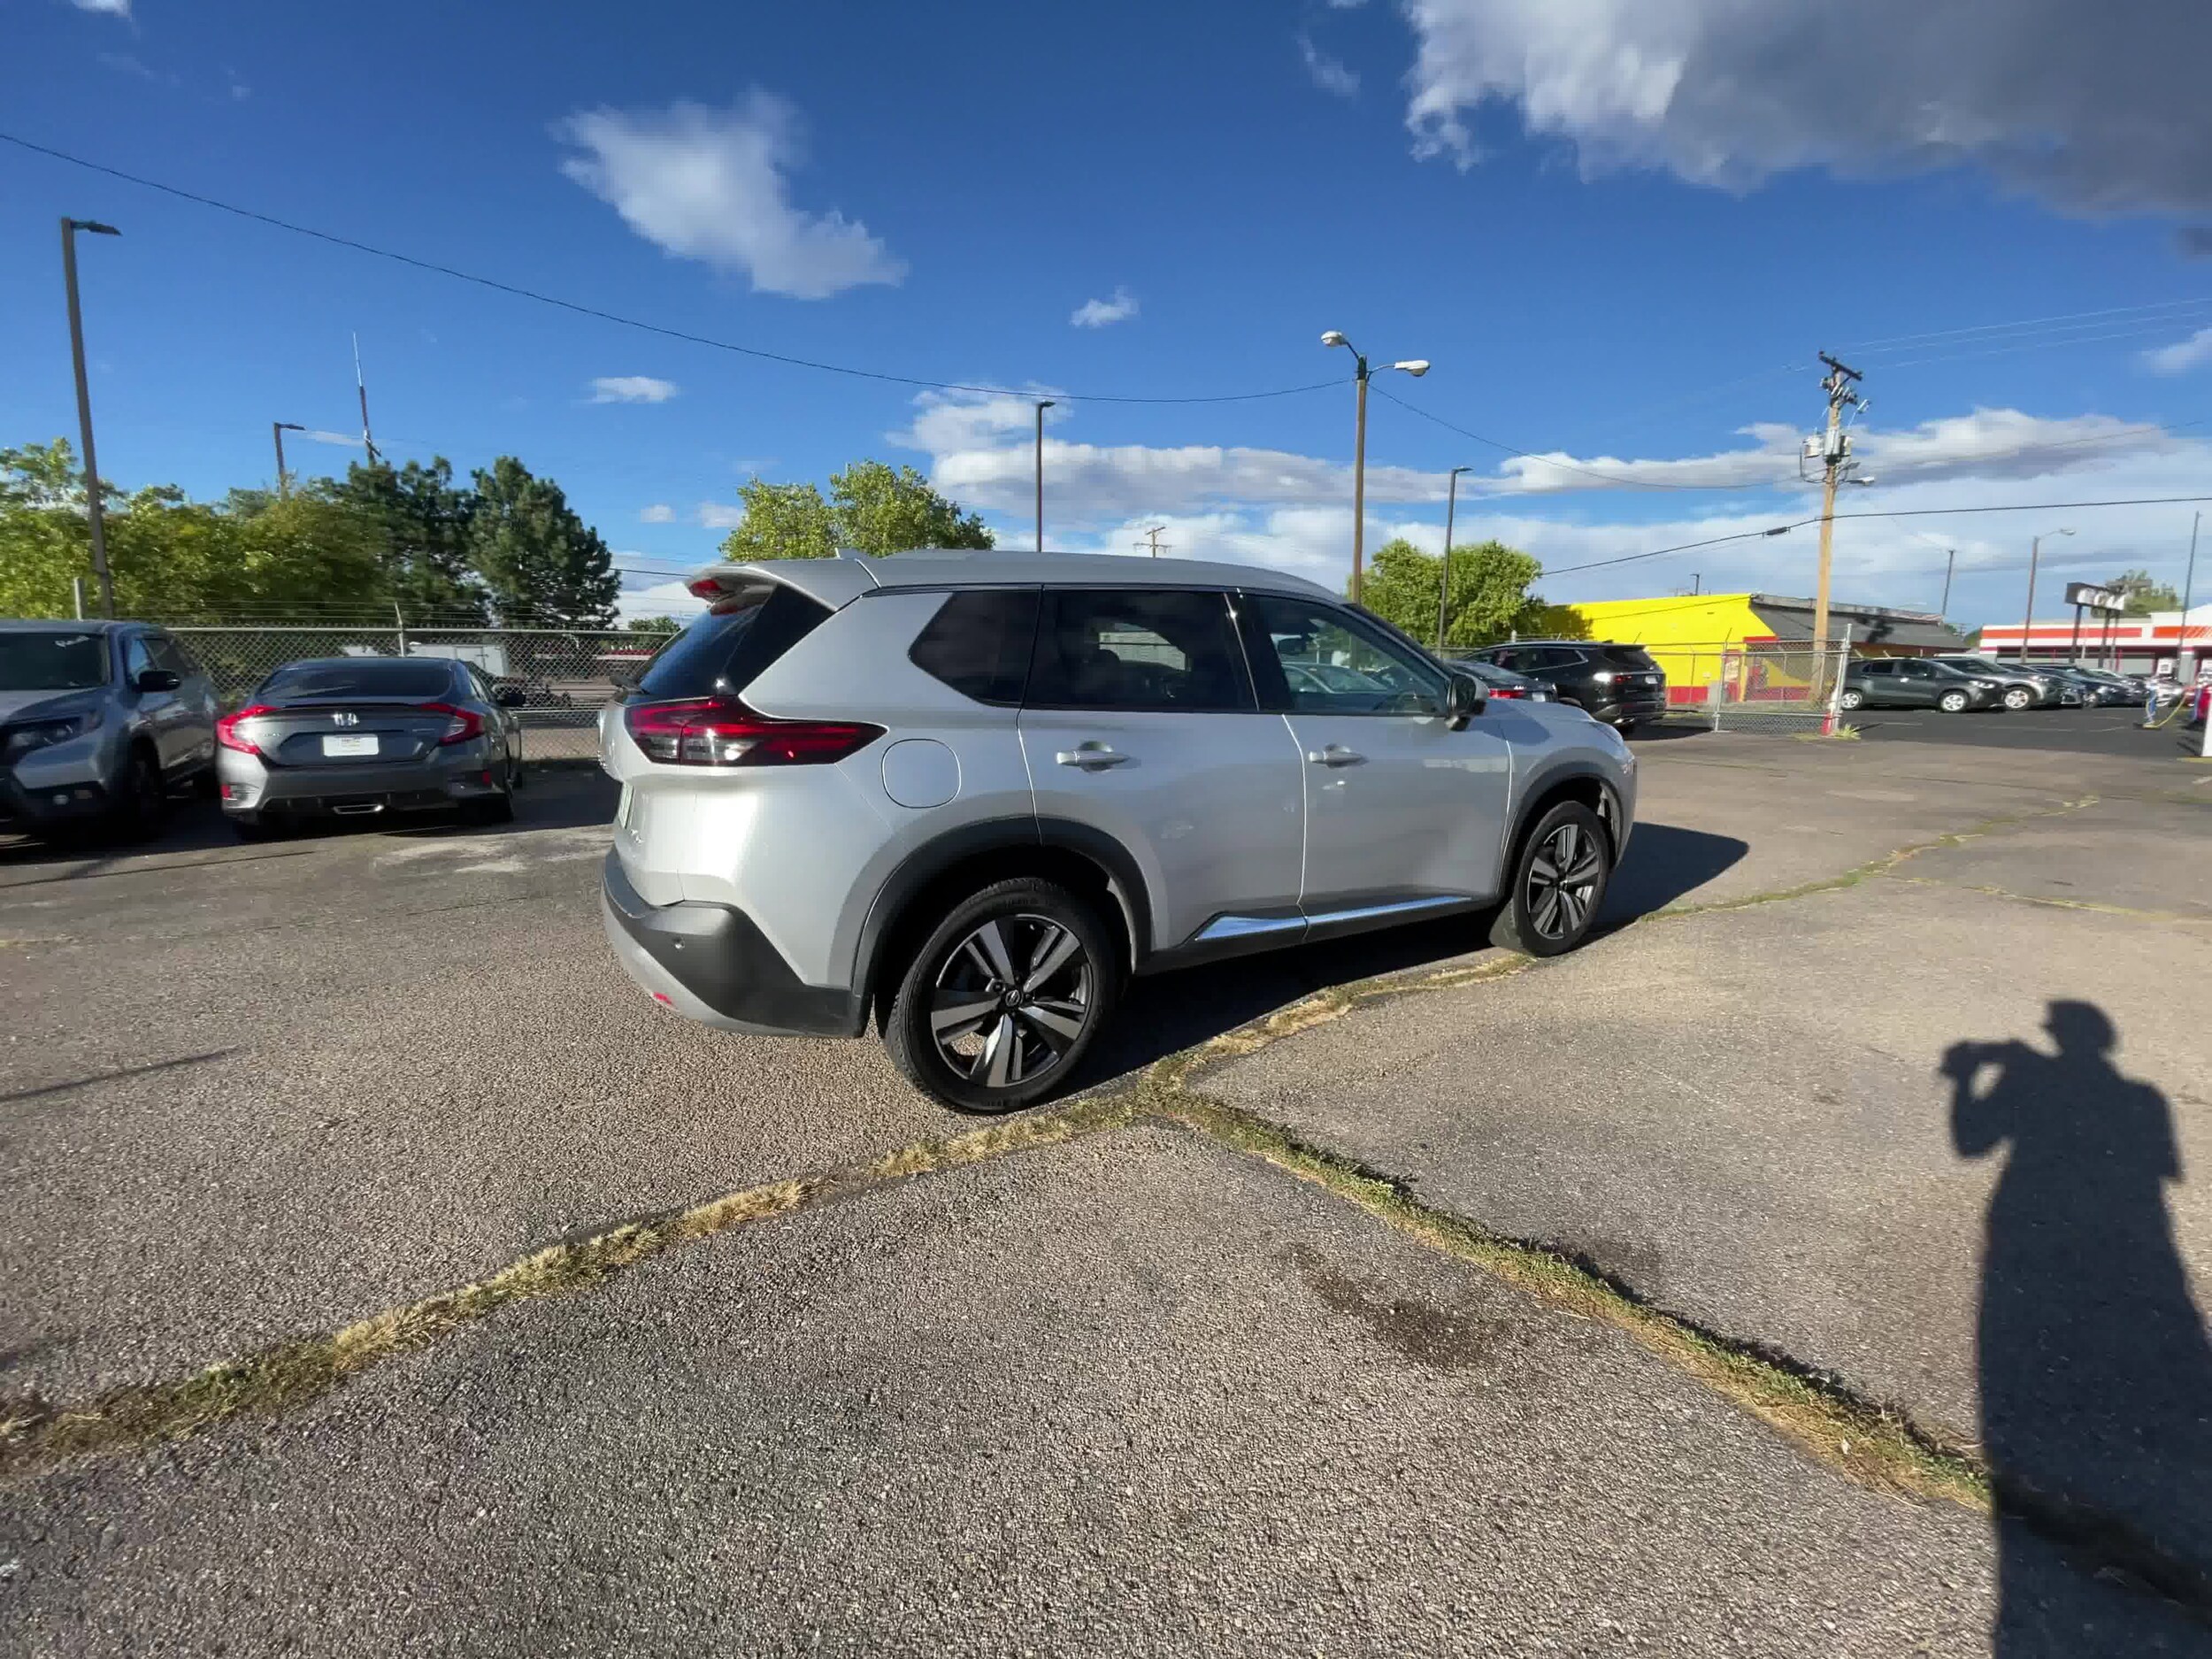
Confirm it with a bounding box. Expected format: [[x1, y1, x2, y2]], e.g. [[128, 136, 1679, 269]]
[[11, 784, 2200, 1619], [1882, 872, 2212, 927]]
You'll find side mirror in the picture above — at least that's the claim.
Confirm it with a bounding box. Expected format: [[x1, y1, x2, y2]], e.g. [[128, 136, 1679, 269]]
[[1444, 672, 1486, 730], [134, 668, 182, 693], [492, 684, 525, 708]]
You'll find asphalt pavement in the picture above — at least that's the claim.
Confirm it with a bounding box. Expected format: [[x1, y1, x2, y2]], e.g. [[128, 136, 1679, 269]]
[[4, 735, 2209, 1655]]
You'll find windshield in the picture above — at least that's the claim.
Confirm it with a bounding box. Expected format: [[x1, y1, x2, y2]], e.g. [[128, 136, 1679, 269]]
[[259, 660, 459, 701], [0, 630, 108, 692]]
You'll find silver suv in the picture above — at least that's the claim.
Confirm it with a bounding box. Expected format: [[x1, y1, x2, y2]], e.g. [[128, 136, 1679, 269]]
[[598, 552, 1637, 1111], [0, 619, 218, 843]]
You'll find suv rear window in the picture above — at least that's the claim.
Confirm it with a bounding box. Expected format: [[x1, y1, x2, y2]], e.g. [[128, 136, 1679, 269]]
[[909, 588, 1039, 705], [260, 660, 457, 699], [1597, 644, 1659, 672], [634, 585, 832, 701]]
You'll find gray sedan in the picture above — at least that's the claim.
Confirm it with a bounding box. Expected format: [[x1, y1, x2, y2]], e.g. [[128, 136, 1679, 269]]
[[216, 656, 522, 838]]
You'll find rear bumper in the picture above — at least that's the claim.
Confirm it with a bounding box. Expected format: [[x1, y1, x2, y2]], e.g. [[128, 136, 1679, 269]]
[[219, 744, 503, 818], [600, 851, 862, 1038], [1591, 693, 1668, 726]]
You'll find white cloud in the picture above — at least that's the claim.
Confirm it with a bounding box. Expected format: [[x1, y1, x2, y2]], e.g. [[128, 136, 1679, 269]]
[[2142, 327, 2212, 376], [638, 503, 677, 524], [1070, 288, 1140, 328], [696, 502, 747, 530], [73, 0, 131, 16], [589, 374, 680, 404], [1299, 34, 1360, 98], [557, 94, 905, 299], [1397, 0, 2212, 215]]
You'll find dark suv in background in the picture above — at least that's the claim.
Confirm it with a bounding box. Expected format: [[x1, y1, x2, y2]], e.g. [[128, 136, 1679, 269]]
[[1464, 641, 1667, 730]]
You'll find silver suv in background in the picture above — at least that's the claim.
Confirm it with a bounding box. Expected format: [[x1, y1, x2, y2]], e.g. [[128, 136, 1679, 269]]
[[598, 552, 1638, 1112], [0, 619, 217, 843]]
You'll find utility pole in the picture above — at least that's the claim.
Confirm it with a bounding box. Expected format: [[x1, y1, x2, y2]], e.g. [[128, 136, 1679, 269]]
[[1938, 549, 1955, 618], [2022, 527, 2073, 664], [61, 217, 122, 618], [1692, 572, 1701, 595], [1808, 352, 1863, 692], [1436, 465, 1471, 650], [1033, 400, 1055, 552], [352, 333, 380, 465], [2181, 511, 2200, 674], [273, 421, 304, 501], [1133, 525, 1168, 559]]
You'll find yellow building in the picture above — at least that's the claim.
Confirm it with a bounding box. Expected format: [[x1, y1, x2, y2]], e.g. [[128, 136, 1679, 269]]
[[1556, 593, 1968, 705]]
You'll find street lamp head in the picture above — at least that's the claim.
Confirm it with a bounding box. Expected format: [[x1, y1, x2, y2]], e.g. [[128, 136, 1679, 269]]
[[1392, 359, 1431, 377], [68, 220, 121, 236], [276, 422, 306, 433], [1320, 331, 1348, 349], [1036, 399, 1056, 411], [1449, 465, 1473, 478]]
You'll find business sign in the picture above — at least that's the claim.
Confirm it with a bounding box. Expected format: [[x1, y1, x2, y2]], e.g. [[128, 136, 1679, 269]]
[[2063, 581, 2124, 614]]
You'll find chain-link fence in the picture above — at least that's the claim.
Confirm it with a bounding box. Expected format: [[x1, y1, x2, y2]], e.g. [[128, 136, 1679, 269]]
[[167, 626, 665, 763], [1612, 639, 1858, 734]]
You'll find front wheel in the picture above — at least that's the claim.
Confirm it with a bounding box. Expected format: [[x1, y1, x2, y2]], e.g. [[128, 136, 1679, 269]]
[[2001, 686, 2033, 710], [1938, 689, 1970, 713], [1839, 688, 1866, 710], [1491, 802, 1612, 958], [107, 746, 168, 844], [885, 879, 1117, 1113]]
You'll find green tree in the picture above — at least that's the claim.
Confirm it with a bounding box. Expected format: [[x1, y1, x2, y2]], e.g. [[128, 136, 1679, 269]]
[[468, 457, 620, 627], [2108, 568, 2182, 615], [1356, 537, 1550, 649], [715, 478, 836, 561], [714, 459, 992, 561], [626, 613, 682, 637], [323, 457, 488, 621]]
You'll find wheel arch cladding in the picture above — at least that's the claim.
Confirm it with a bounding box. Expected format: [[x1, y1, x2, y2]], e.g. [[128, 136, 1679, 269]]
[[1509, 768, 1621, 873], [855, 818, 1147, 1028]]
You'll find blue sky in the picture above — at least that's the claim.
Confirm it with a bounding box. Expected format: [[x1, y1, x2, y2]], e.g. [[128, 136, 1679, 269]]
[[6, 0, 2211, 628]]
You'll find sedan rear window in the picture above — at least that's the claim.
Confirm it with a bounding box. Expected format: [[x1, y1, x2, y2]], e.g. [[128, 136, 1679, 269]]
[[634, 584, 832, 701], [0, 631, 108, 691], [261, 660, 458, 700]]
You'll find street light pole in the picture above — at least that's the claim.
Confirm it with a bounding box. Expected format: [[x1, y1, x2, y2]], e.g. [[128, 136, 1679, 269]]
[[1435, 465, 1471, 651], [1938, 548, 1955, 618], [1033, 400, 1056, 553], [1322, 332, 1428, 605], [2023, 527, 2073, 661], [273, 421, 305, 501], [61, 217, 121, 618]]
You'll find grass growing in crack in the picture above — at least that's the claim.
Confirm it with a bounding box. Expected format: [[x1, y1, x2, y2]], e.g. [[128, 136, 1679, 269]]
[[0, 1098, 1137, 1476], [1156, 1090, 1991, 1511]]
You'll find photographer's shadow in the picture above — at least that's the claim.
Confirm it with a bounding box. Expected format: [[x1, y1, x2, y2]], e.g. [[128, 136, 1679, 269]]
[[1944, 1002, 2212, 1649]]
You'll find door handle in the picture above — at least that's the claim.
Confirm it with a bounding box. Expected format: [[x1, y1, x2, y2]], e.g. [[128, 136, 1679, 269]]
[[1056, 742, 1130, 771], [1305, 744, 1365, 767]]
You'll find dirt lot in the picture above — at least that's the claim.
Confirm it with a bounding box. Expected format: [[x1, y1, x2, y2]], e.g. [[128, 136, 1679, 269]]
[[3, 733, 2208, 1655]]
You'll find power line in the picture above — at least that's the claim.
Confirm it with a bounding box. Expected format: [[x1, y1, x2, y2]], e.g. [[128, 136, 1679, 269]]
[[1842, 295, 2212, 354], [0, 130, 1337, 409], [1372, 385, 1790, 493]]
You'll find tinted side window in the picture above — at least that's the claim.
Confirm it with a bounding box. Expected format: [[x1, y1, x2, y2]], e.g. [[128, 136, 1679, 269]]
[[147, 635, 192, 676], [124, 635, 155, 680], [909, 588, 1039, 705], [1028, 589, 1251, 711], [1863, 660, 1893, 677], [634, 585, 832, 701], [1538, 648, 1588, 671]]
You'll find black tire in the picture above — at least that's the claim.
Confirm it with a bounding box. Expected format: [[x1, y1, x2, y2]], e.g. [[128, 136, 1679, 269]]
[[885, 878, 1118, 1113], [461, 775, 517, 826], [1490, 801, 1612, 958], [1839, 688, 1866, 710], [191, 764, 219, 798], [107, 745, 168, 844], [1938, 689, 1970, 713], [2001, 686, 2033, 710], [229, 813, 279, 842]]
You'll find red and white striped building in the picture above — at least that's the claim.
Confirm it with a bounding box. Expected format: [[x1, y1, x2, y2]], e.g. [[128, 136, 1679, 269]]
[[1977, 604, 2212, 677]]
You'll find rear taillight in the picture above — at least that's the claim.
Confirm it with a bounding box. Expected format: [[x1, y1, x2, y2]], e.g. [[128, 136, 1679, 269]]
[[215, 704, 275, 757], [419, 703, 484, 746], [623, 697, 882, 767], [1489, 686, 1526, 699]]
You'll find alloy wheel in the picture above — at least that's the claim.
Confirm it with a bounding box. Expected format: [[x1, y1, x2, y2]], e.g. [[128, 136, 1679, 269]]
[[1525, 820, 1603, 942], [928, 913, 1094, 1091]]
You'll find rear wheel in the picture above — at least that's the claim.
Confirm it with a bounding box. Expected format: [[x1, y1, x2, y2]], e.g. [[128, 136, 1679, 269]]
[[461, 769, 517, 826], [1938, 688, 1970, 713], [886, 879, 1117, 1113], [1839, 687, 1866, 710], [1491, 802, 1611, 958]]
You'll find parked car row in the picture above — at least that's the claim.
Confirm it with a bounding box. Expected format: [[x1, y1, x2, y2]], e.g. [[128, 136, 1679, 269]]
[[0, 618, 528, 846], [1841, 653, 2153, 714], [1455, 641, 1668, 729]]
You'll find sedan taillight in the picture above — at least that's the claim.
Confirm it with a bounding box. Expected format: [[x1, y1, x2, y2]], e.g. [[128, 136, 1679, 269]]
[[1489, 686, 1527, 699], [419, 703, 485, 746], [214, 704, 276, 757], [623, 697, 882, 767]]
